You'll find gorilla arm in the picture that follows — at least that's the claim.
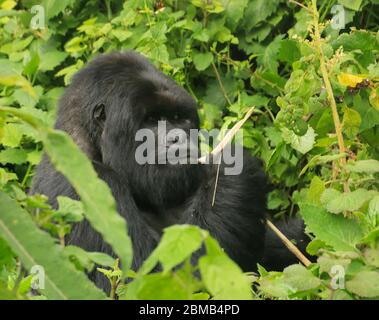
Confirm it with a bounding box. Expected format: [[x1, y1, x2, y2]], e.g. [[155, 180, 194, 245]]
[[31, 156, 160, 271], [184, 155, 267, 272]]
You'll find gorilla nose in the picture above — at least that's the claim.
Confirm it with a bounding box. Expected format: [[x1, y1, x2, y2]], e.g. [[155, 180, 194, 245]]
[[167, 135, 180, 145], [165, 130, 187, 147]]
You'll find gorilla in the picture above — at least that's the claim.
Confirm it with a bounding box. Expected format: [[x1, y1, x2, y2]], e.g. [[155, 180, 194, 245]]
[[32, 51, 307, 292]]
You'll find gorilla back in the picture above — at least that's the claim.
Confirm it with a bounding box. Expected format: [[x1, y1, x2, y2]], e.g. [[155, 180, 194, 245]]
[[32, 51, 268, 291]]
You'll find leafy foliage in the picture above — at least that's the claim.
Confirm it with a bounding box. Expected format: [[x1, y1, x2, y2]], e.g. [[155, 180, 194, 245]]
[[0, 0, 378, 300]]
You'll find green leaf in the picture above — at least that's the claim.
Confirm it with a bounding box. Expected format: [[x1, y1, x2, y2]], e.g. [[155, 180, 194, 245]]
[[258, 265, 321, 298], [39, 51, 68, 72], [0, 123, 23, 147], [64, 245, 115, 271], [43, 0, 72, 19], [282, 264, 321, 292], [342, 106, 361, 138], [281, 126, 316, 154], [278, 39, 301, 64], [346, 271, 379, 297], [146, 225, 204, 272], [338, 0, 363, 11], [0, 191, 106, 299], [346, 160, 379, 173], [321, 188, 377, 214], [199, 237, 252, 300], [56, 196, 84, 222], [0, 148, 27, 164], [125, 273, 191, 300], [0, 36, 33, 54], [299, 204, 364, 251], [193, 51, 213, 71], [306, 176, 325, 205], [368, 195, 379, 227], [220, 0, 248, 27], [243, 0, 280, 30]]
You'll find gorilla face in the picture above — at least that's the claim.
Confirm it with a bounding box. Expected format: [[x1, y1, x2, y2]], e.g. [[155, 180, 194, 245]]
[[83, 52, 204, 209]]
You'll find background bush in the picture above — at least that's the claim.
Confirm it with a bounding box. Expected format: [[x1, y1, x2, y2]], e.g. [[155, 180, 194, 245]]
[[0, 0, 378, 300]]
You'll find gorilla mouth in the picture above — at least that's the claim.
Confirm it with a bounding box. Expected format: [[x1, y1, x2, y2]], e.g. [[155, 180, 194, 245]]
[[156, 148, 200, 164]]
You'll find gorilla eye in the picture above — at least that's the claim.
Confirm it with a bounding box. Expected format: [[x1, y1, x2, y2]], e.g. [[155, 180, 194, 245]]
[[93, 104, 106, 123]]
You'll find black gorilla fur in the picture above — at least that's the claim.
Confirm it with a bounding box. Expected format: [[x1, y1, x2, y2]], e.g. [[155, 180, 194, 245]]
[[32, 51, 306, 292]]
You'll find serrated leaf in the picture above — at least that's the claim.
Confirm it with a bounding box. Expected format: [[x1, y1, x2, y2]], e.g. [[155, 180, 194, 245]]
[[140, 225, 204, 273], [346, 271, 379, 297], [299, 204, 364, 251], [321, 188, 377, 214], [346, 160, 379, 173], [281, 126, 316, 154], [39, 51, 68, 72], [0, 148, 27, 164], [193, 52, 213, 71]]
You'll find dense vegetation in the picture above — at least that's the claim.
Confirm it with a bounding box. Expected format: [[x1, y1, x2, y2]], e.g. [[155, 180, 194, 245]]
[[0, 0, 378, 300]]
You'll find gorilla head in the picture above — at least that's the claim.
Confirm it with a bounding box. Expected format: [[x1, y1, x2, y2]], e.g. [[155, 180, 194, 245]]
[[56, 52, 204, 210]]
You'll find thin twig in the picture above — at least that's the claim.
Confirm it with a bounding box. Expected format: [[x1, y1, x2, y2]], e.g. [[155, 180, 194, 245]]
[[211, 61, 233, 106], [267, 220, 312, 267], [198, 107, 256, 164], [211, 154, 221, 207]]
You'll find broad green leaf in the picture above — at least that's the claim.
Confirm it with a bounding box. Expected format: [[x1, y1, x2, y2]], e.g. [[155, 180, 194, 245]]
[[0, 123, 23, 147], [307, 176, 325, 205], [258, 265, 321, 298], [220, 0, 248, 27], [193, 52, 213, 71], [278, 39, 301, 64], [321, 188, 377, 214], [281, 264, 321, 292], [56, 196, 84, 222], [346, 271, 379, 297], [146, 225, 204, 272], [199, 237, 252, 300], [39, 51, 68, 72], [0, 68, 37, 98], [346, 160, 379, 173], [338, 0, 362, 11], [64, 245, 115, 271], [0, 148, 27, 164], [0, 167, 17, 185], [299, 204, 364, 251], [243, 0, 280, 30], [0, 36, 33, 54], [42, 0, 72, 19], [125, 273, 191, 300], [281, 126, 316, 154], [342, 106, 361, 138], [0, 191, 106, 299], [0, 106, 133, 278]]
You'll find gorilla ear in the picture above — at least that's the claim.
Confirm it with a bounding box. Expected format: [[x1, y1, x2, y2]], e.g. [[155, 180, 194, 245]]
[[93, 104, 106, 124]]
